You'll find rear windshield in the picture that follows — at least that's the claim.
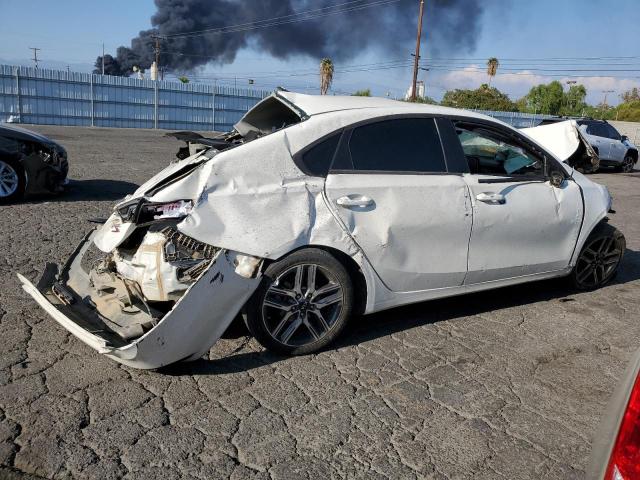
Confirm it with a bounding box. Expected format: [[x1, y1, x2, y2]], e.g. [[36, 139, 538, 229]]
[[234, 96, 302, 137]]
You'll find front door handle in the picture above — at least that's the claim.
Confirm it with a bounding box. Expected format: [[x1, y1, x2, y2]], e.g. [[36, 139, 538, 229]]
[[476, 192, 505, 204], [336, 195, 374, 208]]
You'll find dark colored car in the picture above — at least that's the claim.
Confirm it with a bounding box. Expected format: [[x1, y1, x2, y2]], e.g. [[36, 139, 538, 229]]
[[589, 348, 640, 479], [0, 124, 69, 202]]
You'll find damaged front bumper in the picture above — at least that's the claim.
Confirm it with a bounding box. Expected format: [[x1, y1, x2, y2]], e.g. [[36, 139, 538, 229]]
[[18, 230, 262, 369], [23, 150, 69, 194]]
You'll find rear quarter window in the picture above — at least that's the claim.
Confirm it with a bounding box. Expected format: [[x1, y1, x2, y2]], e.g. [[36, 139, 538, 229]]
[[299, 132, 341, 177]]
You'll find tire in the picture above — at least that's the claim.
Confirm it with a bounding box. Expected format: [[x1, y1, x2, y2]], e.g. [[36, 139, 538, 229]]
[[245, 248, 354, 355], [617, 154, 635, 173], [570, 222, 625, 290], [0, 157, 26, 203]]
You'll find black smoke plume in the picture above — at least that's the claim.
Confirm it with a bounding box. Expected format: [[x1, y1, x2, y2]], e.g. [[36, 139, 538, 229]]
[[94, 0, 485, 76]]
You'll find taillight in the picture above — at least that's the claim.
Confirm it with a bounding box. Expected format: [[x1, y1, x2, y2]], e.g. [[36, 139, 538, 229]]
[[605, 373, 640, 479]]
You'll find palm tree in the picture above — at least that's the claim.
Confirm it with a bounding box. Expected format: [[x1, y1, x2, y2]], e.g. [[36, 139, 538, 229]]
[[320, 58, 334, 95], [486, 57, 499, 86]]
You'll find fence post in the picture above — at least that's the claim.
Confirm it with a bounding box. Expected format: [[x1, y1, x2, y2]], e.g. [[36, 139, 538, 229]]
[[154, 81, 158, 129], [212, 84, 216, 131], [14, 66, 22, 123], [89, 74, 95, 127]]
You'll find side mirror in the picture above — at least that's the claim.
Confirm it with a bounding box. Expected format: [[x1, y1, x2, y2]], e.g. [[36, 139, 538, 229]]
[[550, 171, 564, 188], [621, 135, 629, 142]]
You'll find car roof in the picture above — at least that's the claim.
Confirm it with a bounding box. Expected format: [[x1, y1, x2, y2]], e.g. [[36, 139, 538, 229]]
[[276, 90, 496, 122]]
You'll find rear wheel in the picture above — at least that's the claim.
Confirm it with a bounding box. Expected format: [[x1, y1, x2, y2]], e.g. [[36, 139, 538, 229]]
[[570, 223, 625, 290], [245, 248, 354, 355], [0, 157, 25, 203]]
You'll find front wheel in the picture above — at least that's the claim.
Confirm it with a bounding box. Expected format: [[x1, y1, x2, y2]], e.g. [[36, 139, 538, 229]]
[[618, 155, 635, 173], [245, 248, 354, 355], [570, 222, 625, 290], [0, 157, 26, 203]]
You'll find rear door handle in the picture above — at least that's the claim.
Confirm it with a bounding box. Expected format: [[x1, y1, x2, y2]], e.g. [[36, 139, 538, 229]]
[[336, 195, 374, 208], [476, 192, 505, 204]]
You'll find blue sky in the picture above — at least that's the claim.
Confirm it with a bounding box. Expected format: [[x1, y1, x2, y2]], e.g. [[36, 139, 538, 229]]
[[1, 0, 638, 105]]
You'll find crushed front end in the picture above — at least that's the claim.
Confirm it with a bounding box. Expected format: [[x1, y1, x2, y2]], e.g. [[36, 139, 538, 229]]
[[22, 144, 69, 194], [19, 201, 263, 369]]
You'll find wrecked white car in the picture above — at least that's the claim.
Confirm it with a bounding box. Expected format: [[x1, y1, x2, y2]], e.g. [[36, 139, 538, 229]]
[[19, 91, 625, 369]]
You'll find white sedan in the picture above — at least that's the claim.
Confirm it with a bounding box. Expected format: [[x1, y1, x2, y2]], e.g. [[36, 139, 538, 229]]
[[19, 91, 625, 369]]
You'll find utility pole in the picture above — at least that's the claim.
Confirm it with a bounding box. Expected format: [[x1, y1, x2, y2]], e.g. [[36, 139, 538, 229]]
[[29, 47, 41, 68], [151, 36, 161, 79], [410, 0, 425, 102], [600, 90, 614, 120], [102, 43, 105, 75]]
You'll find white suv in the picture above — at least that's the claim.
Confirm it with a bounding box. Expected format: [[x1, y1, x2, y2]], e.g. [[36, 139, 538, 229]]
[[578, 120, 638, 172]]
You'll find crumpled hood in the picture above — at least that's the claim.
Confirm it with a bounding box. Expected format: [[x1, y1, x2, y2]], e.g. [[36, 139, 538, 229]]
[[521, 120, 585, 162]]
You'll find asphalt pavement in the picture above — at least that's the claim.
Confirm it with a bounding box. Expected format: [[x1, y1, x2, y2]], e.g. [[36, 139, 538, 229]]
[[1, 125, 639, 479]]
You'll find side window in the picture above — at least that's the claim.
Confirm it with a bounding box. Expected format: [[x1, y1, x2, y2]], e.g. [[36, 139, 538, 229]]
[[345, 118, 446, 173], [456, 127, 544, 177], [589, 123, 608, 138], [300, 132, 341, 176], [605, 124, 621, 140]]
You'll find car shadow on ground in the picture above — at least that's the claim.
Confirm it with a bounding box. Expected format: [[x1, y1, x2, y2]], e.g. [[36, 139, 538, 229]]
[[162, 248, 640, 377], [24, 179, 138, 203]]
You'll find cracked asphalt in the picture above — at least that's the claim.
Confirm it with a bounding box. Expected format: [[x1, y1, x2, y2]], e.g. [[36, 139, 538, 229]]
[[1, 125, 640, 479]]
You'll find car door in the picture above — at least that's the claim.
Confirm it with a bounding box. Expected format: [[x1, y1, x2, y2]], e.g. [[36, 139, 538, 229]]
[[605, 123, 626, 162], [443, 119, 584, 284], [323, 116, 473, 293], [588, 122, 613, 160]]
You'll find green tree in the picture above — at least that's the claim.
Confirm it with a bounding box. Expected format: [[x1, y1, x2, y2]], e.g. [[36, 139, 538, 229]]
[[486, 57, 499, 86], [522, 81, 564, 115], [616, 101, 640, 121], [621, 87, 640, 103], [441, 84, 517, 111], [178, 76, 190, 84], [562, 84, 587, 116], [582, 104, 617, 120], [319, 58, 334, 95], [412, 95, 438, 104], [352, 88, 371, 96]]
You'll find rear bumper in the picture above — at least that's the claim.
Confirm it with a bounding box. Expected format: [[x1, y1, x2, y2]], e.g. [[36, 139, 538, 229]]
[[18, 230, 261, 369]]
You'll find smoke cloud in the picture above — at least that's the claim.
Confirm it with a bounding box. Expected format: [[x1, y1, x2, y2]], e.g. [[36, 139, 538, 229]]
[[95, 0, 485, 76]]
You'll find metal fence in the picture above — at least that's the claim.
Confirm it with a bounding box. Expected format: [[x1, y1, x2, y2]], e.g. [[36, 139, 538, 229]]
[[0, 64, 562, 132], [471, 109, 558, 128], [0, 64, 269, 131]]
